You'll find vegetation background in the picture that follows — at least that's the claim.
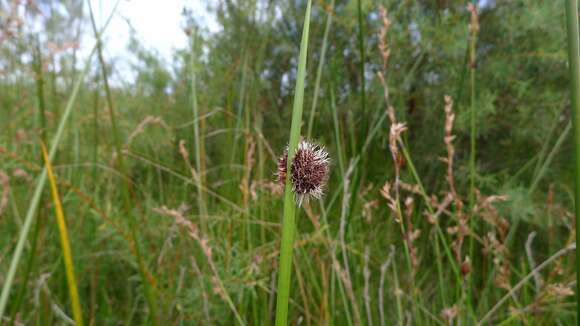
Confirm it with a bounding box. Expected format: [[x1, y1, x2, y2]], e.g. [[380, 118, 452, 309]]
[[0, 0, 577, 324]]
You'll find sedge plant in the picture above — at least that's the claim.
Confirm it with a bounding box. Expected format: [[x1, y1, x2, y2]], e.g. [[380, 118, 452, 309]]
[[274, 0, 313, 324]]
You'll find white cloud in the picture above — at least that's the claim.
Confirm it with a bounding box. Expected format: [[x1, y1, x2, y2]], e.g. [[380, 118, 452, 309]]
[[82, 0, 218, 83]]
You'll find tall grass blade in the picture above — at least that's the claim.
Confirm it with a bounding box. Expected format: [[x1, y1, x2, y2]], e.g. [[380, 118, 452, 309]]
[[9, 37, 49, 321], [330, 88, 345, 176], [467, 6, 480, 319], [0, 50, 93, 320], [564, 0, 580, 321], [190, 30, 207, 224], [468, 2, 478, 205], [529, 122, 571, 194], [306, 0, 334, 139], [275, 0, 312, 324], [34, 38, 47, 144], [41, 143, 84, 326], [87, 1, 158, 321], [356, 0, 366, 136], [0, 3, 118, 319]]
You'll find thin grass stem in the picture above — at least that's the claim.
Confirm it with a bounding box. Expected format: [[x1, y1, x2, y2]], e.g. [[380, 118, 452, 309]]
[[564, 0, 580, 322], [8, 38, 49, 322], [41, 144, 83, 326], [275, 1, 312, 324], [306, 0, 334, 139], [87, 1, 158, 321], [190, 30, 207, 226], [0, 32, 102, 319]]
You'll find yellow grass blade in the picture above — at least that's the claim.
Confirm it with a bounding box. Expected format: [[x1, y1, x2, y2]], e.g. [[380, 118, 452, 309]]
[[41, 143, 84, 326]]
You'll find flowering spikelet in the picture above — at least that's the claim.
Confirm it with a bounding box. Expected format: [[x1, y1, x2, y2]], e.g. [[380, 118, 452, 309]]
[[277, 140, 330, 205]]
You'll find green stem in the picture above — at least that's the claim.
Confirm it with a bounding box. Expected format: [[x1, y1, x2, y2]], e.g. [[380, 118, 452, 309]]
[[330, 89, 345, 176], [529, 122, 571, 194], [92, 73, 100, 181], [564, 0, 580, 322], [467, 6, 479, 321], [190, 30, 207, 226], [468, 0, 478, 207], [306, 0, 334, 139], [87, 1, 157, 322], [9, 37, 48, 322], [0, 4, 121, 314], [275, 1, 312, 324], [0, 42, 98, 322], [35, 38, 47, 145], [357, 0, 366, 137]]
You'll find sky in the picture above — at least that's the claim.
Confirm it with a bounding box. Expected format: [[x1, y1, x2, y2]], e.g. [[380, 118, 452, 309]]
[[77, 0, 493, 83], [82, 0, 219, 81]]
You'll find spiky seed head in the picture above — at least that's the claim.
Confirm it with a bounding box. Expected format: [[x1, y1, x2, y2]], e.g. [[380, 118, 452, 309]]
[[277, 140, 330, 205]]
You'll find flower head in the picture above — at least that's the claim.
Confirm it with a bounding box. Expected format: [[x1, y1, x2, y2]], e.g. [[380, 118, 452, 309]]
[[277, 140, 330, 205]]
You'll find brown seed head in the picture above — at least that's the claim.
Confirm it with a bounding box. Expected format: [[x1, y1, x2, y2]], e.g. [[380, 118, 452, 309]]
[[277, 140, 330, 205]]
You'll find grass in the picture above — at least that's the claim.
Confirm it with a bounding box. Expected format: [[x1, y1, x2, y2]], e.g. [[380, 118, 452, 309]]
[[0, 39, 98, 319], [87, 1, 158, 321], [7, 36, 50, 322]]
